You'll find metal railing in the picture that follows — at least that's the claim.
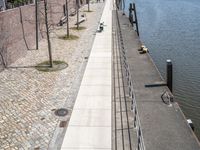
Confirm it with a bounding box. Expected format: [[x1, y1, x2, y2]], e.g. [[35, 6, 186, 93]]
[[115, 10, 146, 150]]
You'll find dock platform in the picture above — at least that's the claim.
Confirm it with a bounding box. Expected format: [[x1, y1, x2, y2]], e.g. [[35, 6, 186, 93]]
[[116, 10, 200, 150]]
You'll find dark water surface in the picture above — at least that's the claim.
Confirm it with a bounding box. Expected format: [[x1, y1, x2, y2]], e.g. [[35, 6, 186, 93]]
[[125, 0, 200, 139]]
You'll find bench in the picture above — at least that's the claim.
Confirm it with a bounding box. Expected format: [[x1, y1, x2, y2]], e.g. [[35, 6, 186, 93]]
[[58, 16, 67, 26], [75, 17, 86, 25]]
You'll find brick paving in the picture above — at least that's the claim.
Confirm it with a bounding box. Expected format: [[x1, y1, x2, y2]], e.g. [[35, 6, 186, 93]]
[[0, 3, 104, 150]]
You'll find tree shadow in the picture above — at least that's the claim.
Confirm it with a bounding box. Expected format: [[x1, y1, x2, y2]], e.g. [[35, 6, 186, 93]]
[[7, 65, 49, 69], [19, 7, 30, 50]]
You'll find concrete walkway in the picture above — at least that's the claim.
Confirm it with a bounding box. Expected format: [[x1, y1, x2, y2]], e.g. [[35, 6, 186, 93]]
[[61, 0, 112, 149]]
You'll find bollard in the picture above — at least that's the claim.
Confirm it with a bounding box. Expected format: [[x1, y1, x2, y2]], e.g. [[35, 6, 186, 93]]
[[166, 59, 173, 92], [129, 4, 133, 26], [133, 3, 139, 36]]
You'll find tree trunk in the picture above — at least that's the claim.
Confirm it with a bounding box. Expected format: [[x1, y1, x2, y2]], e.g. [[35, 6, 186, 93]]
[[44, 0, 53, 67], [35, 0, 38, 49], [76, 0, 79, 29], [87, 0, 90, 12], [66, 0, 69, 37]]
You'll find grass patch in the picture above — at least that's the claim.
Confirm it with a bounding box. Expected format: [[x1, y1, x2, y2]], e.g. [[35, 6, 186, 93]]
[[83, 10, 94, 13], [59, 34, 79, 40], [35, 60, 68, 72], [70, 26, 86, 31]]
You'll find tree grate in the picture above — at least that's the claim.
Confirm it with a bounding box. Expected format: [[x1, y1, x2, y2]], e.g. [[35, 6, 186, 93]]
[[54, 108, 68, 117]]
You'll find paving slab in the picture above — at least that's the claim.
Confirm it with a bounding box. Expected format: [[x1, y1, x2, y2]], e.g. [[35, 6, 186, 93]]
[[91, 48, 111, 52], [81, 76, 111, 85], [88, 57, 111, 63], [69, 109, 111, 127], [86, 62, 111, 69], [89, 52, 112, 58], [61, 126, 111, 149], [78, 85, 111, 96], [74, 96, 111, 110], [62, 148, 110, 150], [83, 68, 111, 77]]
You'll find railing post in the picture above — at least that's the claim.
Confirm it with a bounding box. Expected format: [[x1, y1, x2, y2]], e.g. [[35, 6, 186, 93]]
[[129, 82, 132, 97], [138, 137, 140, 150], [166, 59, 173, 93], [134, 115, 137, 127]]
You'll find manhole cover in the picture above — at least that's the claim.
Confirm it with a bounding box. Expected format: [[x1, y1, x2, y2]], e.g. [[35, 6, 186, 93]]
[[55, 108, 68, 117]]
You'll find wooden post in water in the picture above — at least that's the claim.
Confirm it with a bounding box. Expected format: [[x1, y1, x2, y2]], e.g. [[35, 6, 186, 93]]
[[133, 3, 139, 36], [129, 3, 133, 26], [120, 0, 122, 10], [166, 59, 173, 93]]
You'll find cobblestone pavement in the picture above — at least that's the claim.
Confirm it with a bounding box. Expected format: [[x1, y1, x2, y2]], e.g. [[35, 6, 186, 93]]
[[0, 3, 104, 150]]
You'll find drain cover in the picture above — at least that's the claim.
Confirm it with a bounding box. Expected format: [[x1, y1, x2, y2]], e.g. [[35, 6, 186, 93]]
[[59, 121, 68, 127], [55, 108, 68, 117]]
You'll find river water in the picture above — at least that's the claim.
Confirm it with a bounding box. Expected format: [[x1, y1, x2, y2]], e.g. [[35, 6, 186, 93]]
[[124, 0, 200, 140]]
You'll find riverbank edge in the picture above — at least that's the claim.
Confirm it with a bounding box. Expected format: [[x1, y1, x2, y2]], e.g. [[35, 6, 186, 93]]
[[116, 9, 200, 149]]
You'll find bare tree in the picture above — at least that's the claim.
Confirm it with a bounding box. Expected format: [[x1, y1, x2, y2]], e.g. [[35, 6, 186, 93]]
[[37, 0, 73, 67], [43, 0, 53, 67]]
